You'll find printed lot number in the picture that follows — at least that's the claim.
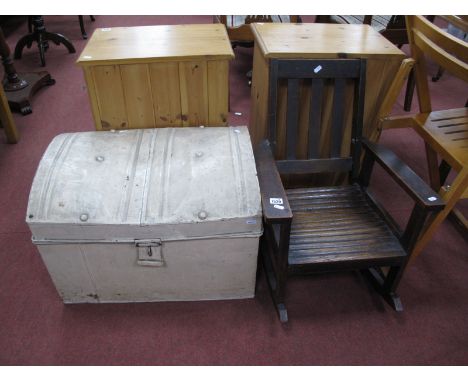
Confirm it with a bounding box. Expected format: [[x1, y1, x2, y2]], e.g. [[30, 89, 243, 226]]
[[270, 198, 283, 205]]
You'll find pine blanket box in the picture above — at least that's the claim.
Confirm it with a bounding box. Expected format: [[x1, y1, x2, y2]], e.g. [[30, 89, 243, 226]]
[[26, 126, 262, 303], [77, 24, 234, 131]]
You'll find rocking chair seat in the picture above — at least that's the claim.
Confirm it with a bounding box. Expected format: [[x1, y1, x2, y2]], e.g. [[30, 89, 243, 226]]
[[287, 184, 406, 268]]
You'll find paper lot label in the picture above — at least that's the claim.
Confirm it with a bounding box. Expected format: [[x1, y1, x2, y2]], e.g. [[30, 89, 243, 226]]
[[270, 198, 283, 205]]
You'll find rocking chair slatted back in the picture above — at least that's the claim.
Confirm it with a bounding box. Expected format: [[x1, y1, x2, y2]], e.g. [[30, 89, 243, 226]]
[[267, 58, 366, 181]]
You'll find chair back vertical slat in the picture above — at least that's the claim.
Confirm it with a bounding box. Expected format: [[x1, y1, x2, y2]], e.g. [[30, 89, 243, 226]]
[[351, 60, 367, 180], [308, 78, 324, 159], [286, 78, 300, 159], [267, 58, 366, 176], [330, 78, 346, 157], [268, 60, 279, 146]]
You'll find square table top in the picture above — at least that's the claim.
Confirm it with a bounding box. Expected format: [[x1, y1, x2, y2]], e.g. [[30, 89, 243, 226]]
[[251, 23, 405, 59], [77, 24, 235, 66]]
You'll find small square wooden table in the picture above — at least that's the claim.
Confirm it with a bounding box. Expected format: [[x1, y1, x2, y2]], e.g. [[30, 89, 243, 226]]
[[77, 24, 234, 131], [249, 23, 405, 158]]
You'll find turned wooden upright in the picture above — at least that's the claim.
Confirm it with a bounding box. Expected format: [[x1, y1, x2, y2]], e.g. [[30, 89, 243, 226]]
[[0, 26, 55, 116]]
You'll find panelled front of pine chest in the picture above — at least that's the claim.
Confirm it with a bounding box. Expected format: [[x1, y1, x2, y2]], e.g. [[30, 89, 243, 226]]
[[26, 127, 262, 303], [77, 24, 234, 131]]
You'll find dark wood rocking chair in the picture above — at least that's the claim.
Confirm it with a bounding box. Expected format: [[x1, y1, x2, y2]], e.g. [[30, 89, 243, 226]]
[[254, 58, 445, 323]]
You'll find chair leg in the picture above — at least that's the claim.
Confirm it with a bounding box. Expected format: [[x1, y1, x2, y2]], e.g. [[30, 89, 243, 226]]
[[432, 66, 444, 82], [436, 161, 468, 236], [439, 160, 451, 186], [78, 16, 87, 39], [362, 266, 404, 311], [27, 16, 33, 33], [425, 142, 441, 190], [246, 70, 252, 87], [381, 266, 405, 311], [261, 221, 291, 323], [277, 303, 288, 323], [448, 209, 468, 238], [411, 167, 468, 258], [404, 69, 416, 111], [261, 239, 289, 323]]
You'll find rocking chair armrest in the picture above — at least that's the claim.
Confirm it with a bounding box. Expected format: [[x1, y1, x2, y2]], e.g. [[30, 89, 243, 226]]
[[361, 138, 445, 211], [254, 140, 293, 223]]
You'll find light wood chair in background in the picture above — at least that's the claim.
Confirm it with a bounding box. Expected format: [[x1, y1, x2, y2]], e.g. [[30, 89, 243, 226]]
[[382, 15, 468, 259], [431, 16, 468, 82]]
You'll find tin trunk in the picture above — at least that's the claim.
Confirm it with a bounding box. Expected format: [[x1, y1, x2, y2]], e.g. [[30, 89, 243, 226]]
[[26, 127, 262, 303]]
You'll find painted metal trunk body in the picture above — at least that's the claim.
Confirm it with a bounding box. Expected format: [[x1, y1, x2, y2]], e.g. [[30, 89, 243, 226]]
[[26, 127, 262, 303]]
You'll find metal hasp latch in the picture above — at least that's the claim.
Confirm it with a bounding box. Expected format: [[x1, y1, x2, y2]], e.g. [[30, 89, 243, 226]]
[[135, 239, 164, 267]]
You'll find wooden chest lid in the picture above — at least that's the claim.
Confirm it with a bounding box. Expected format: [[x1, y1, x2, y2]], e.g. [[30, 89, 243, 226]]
[[77, 24, 235, 66], [251, 23, 405, 59]]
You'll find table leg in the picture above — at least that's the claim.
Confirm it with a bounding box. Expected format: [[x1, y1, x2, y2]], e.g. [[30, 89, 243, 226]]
[[14, 16, 76, 67], [1, 26, 55, 115]]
